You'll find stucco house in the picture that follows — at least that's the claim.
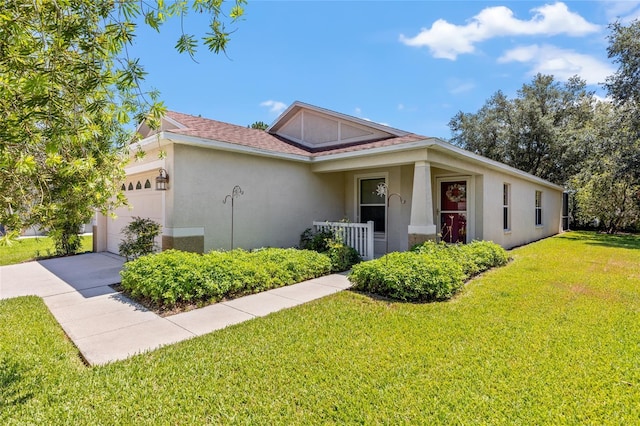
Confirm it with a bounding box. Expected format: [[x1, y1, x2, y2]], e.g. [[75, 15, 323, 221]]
[[93, 101, 565, 257]]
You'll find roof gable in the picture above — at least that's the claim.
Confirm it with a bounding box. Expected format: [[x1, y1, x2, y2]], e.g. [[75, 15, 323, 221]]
[[268, 101, 409, 149], [136, 114, 185, 139]]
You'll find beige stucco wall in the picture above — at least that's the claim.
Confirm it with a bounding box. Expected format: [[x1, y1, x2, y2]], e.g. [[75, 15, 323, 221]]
[[480, 169, 562, 248], [170, 144, 345, 251]]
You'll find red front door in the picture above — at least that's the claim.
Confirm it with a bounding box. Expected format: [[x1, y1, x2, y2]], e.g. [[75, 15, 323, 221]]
[[440, 180, 467, 243]]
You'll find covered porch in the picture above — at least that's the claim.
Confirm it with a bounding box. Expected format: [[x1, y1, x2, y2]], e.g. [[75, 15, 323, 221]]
[[311, 147, 482, 256]]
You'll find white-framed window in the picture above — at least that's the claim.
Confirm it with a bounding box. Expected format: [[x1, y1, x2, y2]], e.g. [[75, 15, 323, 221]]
[[358, 176, 386, 234], [535, 190, 543, 226], [503, 183, 511, 231]]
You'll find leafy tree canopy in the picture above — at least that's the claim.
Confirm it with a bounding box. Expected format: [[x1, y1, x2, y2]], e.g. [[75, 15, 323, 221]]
[[449, 74, 594, 185], [249, 121, 269, 130], [0, 0, 245, 251], [605, 19, 640, 184]]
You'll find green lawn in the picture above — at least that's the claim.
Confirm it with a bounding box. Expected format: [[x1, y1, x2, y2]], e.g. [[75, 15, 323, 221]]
[[0, 235, 92, 266], [1, 231, 640, 423]]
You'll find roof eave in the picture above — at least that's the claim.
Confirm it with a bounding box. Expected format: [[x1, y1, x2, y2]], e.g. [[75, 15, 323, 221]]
[[428, 140, 564, 191], [162, 131, 311, 163]]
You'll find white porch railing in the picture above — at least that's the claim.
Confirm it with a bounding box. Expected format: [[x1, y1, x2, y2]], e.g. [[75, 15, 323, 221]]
[[313, 221, 375, 260]]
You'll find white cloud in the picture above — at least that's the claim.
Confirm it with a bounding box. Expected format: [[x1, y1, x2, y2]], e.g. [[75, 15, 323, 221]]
[[498, 44, 615, 85], [354, 107, 362, 115], [602, 1, 640, 22], [260, 100, 287, 115], [400, 2, 600, 60]]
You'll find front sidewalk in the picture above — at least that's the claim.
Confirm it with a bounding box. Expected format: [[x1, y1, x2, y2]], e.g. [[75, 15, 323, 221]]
[[0, 253, 351, 365]]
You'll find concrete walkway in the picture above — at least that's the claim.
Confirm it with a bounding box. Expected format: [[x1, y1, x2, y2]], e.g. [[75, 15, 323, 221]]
[[0, 253, 351, 365]]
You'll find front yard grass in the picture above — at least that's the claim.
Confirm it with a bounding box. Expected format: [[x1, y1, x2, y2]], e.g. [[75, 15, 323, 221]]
[[0, 235, 92, 266], [2, 231, 640, 423]]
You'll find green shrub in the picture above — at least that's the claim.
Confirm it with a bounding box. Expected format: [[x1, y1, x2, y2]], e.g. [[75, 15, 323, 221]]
[[326, 242, 362, 273], [349, 252, 466, 301], [120, 248, 332, 309], [464, 240, 509, 271], [412, 240, 508, 277], [300, 227, 362, 272], [119, 217, 162, 261], [353, 240, 509, 302], [299, 228, 334, 252]]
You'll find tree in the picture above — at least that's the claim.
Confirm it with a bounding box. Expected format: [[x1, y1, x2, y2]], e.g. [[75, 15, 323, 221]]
[[570, 102, 640, 233], [605, 19, 640, 185], [568, 19, 640, 233], [248, 121, 269, 130], [0, 0, 245, 253], [449, 74, 595, 185]]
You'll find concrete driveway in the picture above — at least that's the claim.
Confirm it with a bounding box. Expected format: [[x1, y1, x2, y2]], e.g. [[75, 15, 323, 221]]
[[0, 252, 351, 365]]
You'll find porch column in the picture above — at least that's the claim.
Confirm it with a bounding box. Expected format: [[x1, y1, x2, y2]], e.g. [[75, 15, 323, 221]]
[[408, 161, 437, 248]]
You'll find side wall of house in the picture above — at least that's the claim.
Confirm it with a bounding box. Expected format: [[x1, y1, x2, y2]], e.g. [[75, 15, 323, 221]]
[[480, 169, 562, 249], [168, 144, 345, 252]]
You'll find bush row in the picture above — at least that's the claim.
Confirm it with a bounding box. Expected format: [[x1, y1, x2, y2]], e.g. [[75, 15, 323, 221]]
[[120, 248, 332, 309], [349, 241, 509, 302]]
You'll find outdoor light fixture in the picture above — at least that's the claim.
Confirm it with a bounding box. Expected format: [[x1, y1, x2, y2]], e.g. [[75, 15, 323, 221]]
[[155, 168, 169, 191]]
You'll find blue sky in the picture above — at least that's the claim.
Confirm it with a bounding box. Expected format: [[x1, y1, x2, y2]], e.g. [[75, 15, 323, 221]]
[[130, 1, 640, 139]]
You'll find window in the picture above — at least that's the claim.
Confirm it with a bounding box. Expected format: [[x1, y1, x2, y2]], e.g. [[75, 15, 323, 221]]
[[135, 181, 142, 190], [535, 190, 543, 226], [144, 179, 151, 189], [503, 183, 511, 231], [128, 182, 133, 191], [359, 177, 386, 233]]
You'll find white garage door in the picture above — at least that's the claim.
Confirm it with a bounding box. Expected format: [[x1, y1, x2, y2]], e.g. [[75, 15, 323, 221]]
[[107, 177, 163, 254]]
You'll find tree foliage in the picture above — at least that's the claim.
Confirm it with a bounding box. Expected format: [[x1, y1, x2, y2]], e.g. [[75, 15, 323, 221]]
[[449, 74, 595, 185], [0, 0, 245, 252], [605, 19, 640, 185], [570, 103, 640, 233], [449, 20, 640, 233], [569, 19, 640, 233], [248, 121, 269, 130]]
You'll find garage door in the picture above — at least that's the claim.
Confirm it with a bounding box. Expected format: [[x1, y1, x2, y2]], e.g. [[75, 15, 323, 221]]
[[107, 176, 163, 254]]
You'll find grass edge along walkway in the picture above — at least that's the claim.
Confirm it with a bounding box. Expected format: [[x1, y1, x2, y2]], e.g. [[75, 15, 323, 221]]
[[1, 231, 640, 424], [0, 235, 92, 266]]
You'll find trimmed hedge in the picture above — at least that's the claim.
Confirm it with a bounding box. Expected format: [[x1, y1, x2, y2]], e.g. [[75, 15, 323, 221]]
[[120, 248, 332, 309], [349, 240, 509, 302]]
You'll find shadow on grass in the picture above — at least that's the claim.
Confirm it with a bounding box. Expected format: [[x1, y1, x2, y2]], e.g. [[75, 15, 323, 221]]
[[0, 357, 33, 408], [558, 231, 640, 250]]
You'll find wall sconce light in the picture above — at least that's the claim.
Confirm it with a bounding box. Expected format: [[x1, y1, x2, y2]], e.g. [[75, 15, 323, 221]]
[[155, 168, 169, 191]]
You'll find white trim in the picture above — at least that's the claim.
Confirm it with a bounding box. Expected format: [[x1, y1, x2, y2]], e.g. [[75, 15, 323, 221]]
[[163, 227, 205, 237], [503, 182, 511, 232], [535, 190, 543, 227], [312, 139, 435, 163], [163, 115, 187, 129], [125, 159, 165, 175]]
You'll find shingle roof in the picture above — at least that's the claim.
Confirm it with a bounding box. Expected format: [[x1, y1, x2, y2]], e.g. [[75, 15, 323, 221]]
[[163, 110, 428, 158]]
